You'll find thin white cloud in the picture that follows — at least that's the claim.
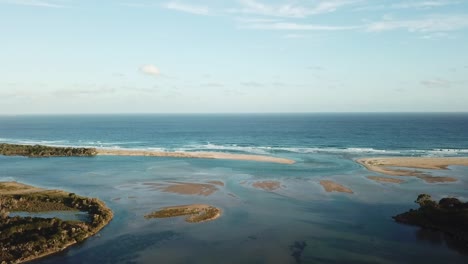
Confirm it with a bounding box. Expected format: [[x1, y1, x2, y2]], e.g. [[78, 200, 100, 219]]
[[392, 0, 460, 9], [421, 78, 452, 88], [245, 22, 359, 31], [140, 65, 160, 76], [164, 1, 210, 15], [367, 15, 468, 32], [235, 0, 360, 18], [0, 0, 66, 8]]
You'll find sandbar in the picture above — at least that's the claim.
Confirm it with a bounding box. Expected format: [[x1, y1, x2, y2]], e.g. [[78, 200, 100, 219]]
[[97, 148, 295, 164], [367, 176, 405, 184], [143, 181, 220, 196], [145, 204, 221, 223], [252, 180, 282, 191], [320, 180, 353, 194], [357, 157, 468, 183]]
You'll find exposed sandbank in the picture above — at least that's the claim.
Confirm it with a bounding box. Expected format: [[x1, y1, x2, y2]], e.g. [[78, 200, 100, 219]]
[[96, 148, 295, 164], [145, 204, 221, 223], [144, 181, 220, 196], [357, 157, 468, 183], [367, 176, 405, 184], [252, 181, 282, 191], [320, 180, 353, 194]]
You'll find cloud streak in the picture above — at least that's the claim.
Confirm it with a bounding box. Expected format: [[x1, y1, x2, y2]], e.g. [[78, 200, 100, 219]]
[[367, 15, 468, 32], [163, 1, 210, 15], [0, 0, 66, 8]]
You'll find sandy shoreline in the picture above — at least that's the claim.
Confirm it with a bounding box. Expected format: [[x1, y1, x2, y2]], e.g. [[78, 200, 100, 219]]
[[357, 157, 468, 183], [96, 148, 295, 164]]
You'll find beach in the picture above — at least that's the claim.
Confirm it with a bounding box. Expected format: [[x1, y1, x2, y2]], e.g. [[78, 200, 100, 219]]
[[97, 148, 295, 164]]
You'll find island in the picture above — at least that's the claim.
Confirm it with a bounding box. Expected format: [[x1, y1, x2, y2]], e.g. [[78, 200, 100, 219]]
[[0, 182, 113, 263], [0, 143, 97, 157], [393, 194, 468, 246], [357, 157, 468, 183], [145, 204, 221, 223]]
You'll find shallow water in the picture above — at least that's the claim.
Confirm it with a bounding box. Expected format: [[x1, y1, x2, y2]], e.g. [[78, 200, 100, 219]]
[[1, 114, 468, 263]]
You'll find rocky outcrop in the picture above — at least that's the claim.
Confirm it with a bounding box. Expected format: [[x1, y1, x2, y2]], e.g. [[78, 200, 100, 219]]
[[0, 143, 97, 157]]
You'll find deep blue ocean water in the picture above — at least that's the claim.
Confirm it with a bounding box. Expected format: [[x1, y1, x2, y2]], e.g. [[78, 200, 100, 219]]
[[1, 114, 468, 264]]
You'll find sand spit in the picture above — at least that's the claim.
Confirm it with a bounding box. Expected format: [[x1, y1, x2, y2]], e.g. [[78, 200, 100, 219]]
[[367, 176, 405, 184], [145, 204, 221, 223], [357, 157, 468, 183], [96, 148, 295, 164], [320, 180, 353, 194], [252, 181, 282, 191]]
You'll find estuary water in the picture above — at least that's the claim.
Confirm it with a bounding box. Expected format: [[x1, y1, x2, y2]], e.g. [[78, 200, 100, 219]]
[[1, 113, 468, 263]]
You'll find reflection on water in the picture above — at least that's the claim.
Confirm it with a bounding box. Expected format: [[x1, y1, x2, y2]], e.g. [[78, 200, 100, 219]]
[[9, 211, 90, 222], [415, 228, 468, 256]]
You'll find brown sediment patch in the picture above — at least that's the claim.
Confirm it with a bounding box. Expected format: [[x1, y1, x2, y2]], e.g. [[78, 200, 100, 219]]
[[144, 204, 221, 223], [96, 149, 295, 164], [252, 181, 282, 191], [357, 157, 468, 183], [320, 180, 353, 194], [112, 197, 121, 201], [367, 176, 405, 184], [128, 196, 137, 199], [207, 180, 225, 186], [228, 193, 237, 198], [161, 182, 218, 196]]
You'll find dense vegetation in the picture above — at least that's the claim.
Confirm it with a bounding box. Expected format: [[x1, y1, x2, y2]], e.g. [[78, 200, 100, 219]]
[[0, 143, 97, 157], [394, 194, 468, 247], [0, 185, 113, 263]]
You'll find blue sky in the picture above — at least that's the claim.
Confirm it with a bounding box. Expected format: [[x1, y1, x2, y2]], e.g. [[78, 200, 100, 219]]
[[1, 0, 468, 114]]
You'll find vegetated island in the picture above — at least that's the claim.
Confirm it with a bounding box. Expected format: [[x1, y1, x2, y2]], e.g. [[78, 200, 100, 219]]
[[394, 194, 468, 247], [144, 204, 221, 223], [0, 182, 113, 263], [0, 143, 294, 164], [357, 157, 468, 183], [0, 143, 97, 157]]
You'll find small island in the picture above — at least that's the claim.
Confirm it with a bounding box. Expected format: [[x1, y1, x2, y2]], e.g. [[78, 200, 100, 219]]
[[145, 204, 221, 223], [0, 182, 113, 263], [394, 194, 468, 246]]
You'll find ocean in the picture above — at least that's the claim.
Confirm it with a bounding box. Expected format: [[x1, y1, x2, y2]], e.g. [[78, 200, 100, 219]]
[[1, 113, 468, 263]]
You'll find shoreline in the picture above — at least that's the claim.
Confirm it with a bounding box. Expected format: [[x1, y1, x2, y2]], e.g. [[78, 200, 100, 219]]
[[357, 157, 468, 183], [0, 182, 113, 263], [96, 148, 295, 164]]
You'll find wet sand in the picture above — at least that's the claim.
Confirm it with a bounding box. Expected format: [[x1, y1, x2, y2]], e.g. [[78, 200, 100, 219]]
[[357, 157, 468, 183], [367, 176, 405, 184], [320, 180, 353, 194], [252, 181, 282, 191], [142, 181, 220, 196], [97, 149, 295, 164]]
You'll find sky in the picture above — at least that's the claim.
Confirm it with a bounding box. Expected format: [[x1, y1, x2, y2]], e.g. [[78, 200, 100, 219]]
[[1, 0, 468, 114]]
